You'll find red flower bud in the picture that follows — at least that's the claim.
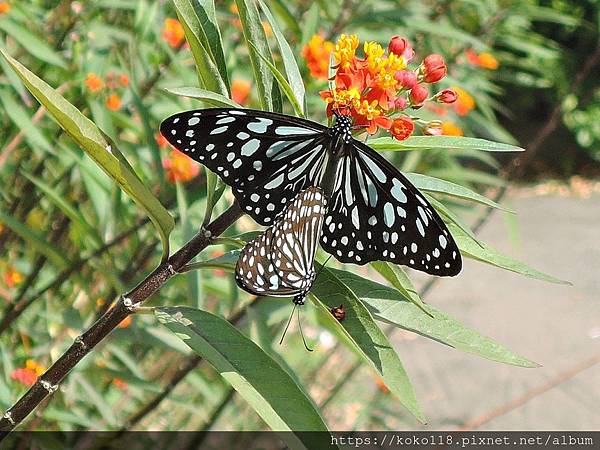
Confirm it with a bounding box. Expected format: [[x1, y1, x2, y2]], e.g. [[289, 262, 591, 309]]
[[392, 96, 407, 110], [394, 70, 417, 89], [390, 116, 414, 141], [388, 36, 414, 62], [410, 84, 428, 106], [437, 88, 457, 104], [422, 54, 447, 83]]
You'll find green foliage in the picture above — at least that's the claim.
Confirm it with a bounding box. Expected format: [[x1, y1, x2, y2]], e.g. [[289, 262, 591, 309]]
[[0, 0, 580, 435]]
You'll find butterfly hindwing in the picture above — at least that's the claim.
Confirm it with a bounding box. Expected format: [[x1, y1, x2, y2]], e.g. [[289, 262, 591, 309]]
[[235, 227, 298, 298], [160, 108, 329, 225], [320, 140, 462, 276], [272, 186, 327, 291], [235, 187, 327, 302]]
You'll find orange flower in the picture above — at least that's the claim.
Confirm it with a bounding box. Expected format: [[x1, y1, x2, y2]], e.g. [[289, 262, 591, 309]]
[[11, 360, 45, 386], [302, 34, 335, 80], [155, 132, 170, 149], [452, 86, 475, 116], [262, 21, 272, 38], [118, 315, 132, 328], [85, 73, 104, 93], [441, 121, 464, 136], [0, 2, 10, 14], [231, 79, 252, 105], [119, 74, 129, 87], [390, 116, 414, 140], [375, 377, 390, 394], [3, 266, 24, 288], [162, 18, 185, 48], [113, 378, 128, 391], [162, 150, 200, 183], [106, 94, 121, 111], [466, 49, 498, 70]]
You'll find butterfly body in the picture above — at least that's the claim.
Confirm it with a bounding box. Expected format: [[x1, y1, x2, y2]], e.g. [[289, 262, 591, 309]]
[[161, 108, 462, 276]]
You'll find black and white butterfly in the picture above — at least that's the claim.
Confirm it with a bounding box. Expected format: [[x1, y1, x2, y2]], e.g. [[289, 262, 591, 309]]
[[161, 108, 462, 276], [235, 186, 326, 305]]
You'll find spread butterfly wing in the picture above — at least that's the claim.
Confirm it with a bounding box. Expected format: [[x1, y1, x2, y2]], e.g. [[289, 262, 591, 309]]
[[160, 108, 329, 225], [321, 141, 462, 276], [272, 187, 327, 291], [235, 227, 299, 297]]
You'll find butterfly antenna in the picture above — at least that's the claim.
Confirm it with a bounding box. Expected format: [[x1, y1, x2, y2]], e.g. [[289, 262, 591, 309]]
[[297, 305, 313, 352], [315, 254, 333, 280], [279, 303, 297, 346]]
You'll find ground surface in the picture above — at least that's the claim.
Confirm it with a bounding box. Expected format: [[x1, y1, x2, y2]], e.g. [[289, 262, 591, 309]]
[[322, 188, 600, 430]]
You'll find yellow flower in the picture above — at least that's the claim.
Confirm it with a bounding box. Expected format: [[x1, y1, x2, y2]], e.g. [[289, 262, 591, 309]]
[[356, 99, 382, 120], [3, 266, 24, 288], [26, 359, 46, 376], [334, 34, 359, 69], [363, 41, 386, 73]]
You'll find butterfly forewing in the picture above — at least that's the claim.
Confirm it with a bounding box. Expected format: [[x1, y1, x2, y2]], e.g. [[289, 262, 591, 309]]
[[160, 108, 328, 225], [272, 187, 327, 291], [320, 140, 462, 276]]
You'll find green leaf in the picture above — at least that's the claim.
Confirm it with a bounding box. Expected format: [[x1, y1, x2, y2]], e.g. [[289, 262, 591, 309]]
[[165, 86, 242, 108], [0, 89, 53, 154], [425, 194, 483, 246], [0, 20, 66, 68], [405, 172, 514, 212], [331, 269, 539, 368], [310, 269, 426, 423], [248, 41, 304, 117], [267, 0, 302, 39], [369, 136, 525, 153], [22, 172, 103, 247], [370, 262, 430, 315], [156, 307, 332, 445], [258, 0, 305, 115], [0, 47, 175, 260], [234, 0, 282, 111], [190, 0, 231, 94], [0, 211, 69, 269], [173, 0, 228, 96], [448, 222, 571, 285]]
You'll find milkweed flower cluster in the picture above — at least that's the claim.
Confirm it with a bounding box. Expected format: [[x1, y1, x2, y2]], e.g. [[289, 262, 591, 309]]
[[162, 18, 185, 48], [162, 149, 200, 183], [319, 34, 457, 140]]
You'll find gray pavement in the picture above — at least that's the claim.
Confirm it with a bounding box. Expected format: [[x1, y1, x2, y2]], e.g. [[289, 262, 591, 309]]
[[326, 190, 600, 430]]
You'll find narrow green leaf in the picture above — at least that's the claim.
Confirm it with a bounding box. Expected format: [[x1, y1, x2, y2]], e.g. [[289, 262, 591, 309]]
[[234, 0, 282, 111], [0, 211, 70, 269], [258, 0, 305, 115], [165, 86, 242, 108], [425, 194, 483, 246], [370, 262, 430, 315], [448, 222, 571, 285], [310, 269, 426, 423], [0, 20, 66, 68], [370, 136, 525, 153], [0, 47, 175, 260], [22, 172, 103, 247], [156, 307, 332, 444], [406, 172, 514, 212], [191, 0, 231, 93], [173, 0, 228, 96], [331, 269, 540, 368], [248, 41, 304, 117], [0, 89, 53, 154], [267, 0, 302, 39]]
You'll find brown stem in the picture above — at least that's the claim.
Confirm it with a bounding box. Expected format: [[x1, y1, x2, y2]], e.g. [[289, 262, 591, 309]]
[[0, 202, 243, 436]]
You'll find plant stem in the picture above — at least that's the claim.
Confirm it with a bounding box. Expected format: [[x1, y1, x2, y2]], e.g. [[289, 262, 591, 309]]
[[0, 202, 243, 437]]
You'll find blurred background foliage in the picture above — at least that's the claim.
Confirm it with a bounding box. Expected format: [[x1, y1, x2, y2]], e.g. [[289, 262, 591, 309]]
[[0, 0, 597, 434]]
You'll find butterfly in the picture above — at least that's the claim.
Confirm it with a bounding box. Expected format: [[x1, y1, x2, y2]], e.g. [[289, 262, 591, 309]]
[[235, 186, 327, 306], [160, 108, 462, 276]]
